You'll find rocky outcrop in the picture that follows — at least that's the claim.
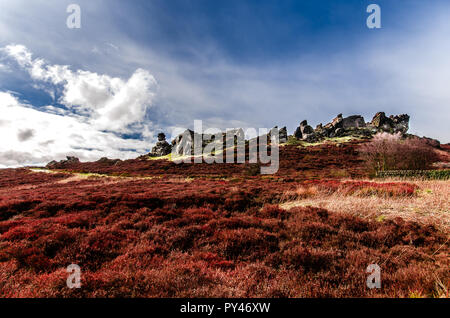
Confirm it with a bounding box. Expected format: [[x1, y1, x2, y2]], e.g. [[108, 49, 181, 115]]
[[342, 115, 366, 129], [170, 128, 247, 156], [149, 133, 172, 157], [330, 113, 344, 129], [292, 112, 410, 142], [294, 126, 303, 139], [369, 112, 409, 134], [389, 114, 410, 134], [46, 156, 80, 169], [293, 120, 319, 142], [301, 121, 319, 142], [171, 129, 195, 156], [148, 112, 411, 158], [322, 114, 344, 138], [279, 127, 288, 143], [266, 126, 288, 143], [166, 125, 289, 158], [171, 129, 219, 156]]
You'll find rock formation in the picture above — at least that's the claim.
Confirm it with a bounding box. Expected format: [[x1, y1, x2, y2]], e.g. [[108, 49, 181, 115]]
[[149, 133, 172, 157], [292, 112, 410, 142], [46, 156, 80, 168], [266, 126, 288, 143], [148, 112, 411, 158], [279, 127, 288, 143], [369, 112, 409, 134], [342, 115, 366, 129], [293, 120, 318, 142], [171, 129, 214, 156]]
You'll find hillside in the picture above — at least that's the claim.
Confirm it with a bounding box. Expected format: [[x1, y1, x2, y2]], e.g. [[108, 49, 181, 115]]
[[0, 137, 448, 298]]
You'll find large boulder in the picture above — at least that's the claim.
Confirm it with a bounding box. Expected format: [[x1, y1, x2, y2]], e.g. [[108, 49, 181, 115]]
[[149, 133, 172, 157], [279, 126, 288, 143], [294, 126, 303, 139], [322, 114, 344, 137], [331, 114, 344, 129], [300, 120, 314, 135], [298, 120, 318, 142], [390, 114, 410, 134], [371, 112, 393, 131], [294, 120, 314, 140], [342, 115, 366, 129]]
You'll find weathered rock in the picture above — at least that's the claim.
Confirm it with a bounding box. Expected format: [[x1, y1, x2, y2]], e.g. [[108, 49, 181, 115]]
[[66, 156, 80, 164], [331, 114, 344, 129], [46, 156, 80, 168], [333, 128, 345, 137], [294, 120, 317, 141], [321, 114, 344, 138], [389, 114, 410, 134], [45, 160, 58, 168], [171, 129, 229, 156], [371, 112, 388, 128], [370, 112, 410, 134], [370, 112, 395, 132], [279, 127, 288, 143], [150, 133, 172, 157], [342, 115, 366, 129], [294, 126, 303, 139], [314, 123, 329, 138], [303, 133, 319, 143], [300, 120, 315, 135]]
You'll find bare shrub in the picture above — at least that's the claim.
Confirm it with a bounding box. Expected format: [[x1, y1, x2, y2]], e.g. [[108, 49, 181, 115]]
[[360, 133, 439, 173]]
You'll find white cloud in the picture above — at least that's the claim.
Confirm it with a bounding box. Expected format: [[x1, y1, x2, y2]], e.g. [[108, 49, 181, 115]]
[[0, 44, 161, 167], [0, 92, 153, 167], [2, 44, 157, 133]]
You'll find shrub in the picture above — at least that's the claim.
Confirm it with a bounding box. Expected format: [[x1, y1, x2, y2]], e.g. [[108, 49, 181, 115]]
[[359, 133, 439, 173]]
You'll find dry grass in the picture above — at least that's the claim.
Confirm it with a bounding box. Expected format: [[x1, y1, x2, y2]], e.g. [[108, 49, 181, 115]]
[[280, 179, 450, 230]]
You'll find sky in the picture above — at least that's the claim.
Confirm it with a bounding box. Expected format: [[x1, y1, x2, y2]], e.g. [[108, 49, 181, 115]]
[[0, 0, 449, 167]]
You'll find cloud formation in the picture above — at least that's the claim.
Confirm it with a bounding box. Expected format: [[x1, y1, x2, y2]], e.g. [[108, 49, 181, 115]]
[[0, 44, 159, 167], [2, 44, 157, 133], [1, 1, 450, 169], [0, 91, 153, 167]]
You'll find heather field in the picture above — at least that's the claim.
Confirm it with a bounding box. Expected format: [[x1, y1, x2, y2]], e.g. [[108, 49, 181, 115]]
[[0, 141, 448, 298]]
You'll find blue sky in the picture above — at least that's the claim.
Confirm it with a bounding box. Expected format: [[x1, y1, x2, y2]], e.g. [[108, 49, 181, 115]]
[[0, 0, 449, 166]]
